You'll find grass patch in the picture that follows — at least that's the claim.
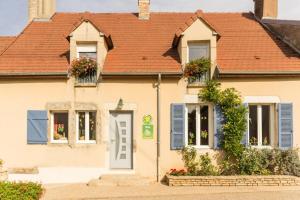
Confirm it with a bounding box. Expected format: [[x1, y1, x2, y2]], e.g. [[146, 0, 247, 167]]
[[0, 182, 43, 200]]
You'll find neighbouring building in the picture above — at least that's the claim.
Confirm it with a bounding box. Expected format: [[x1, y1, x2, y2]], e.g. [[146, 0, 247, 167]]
[[0, 0, 299, 183]]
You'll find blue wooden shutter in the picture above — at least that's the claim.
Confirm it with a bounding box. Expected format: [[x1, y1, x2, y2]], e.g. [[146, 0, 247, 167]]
[[278, 103, 293, 149], [27, 110, 48, 144], [214, 105, 224, 149], [171, 104, 185, 150], [241, 103, 249, 146]]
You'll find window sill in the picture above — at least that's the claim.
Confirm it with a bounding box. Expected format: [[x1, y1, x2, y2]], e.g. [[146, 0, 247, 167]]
[[187, 145, 211, 149], [250, 145, 273, 149], [74, 83, 97, 87], [50, 140, 68, 144], [187, 82, 207, 88], [76, 141, 97, 144]]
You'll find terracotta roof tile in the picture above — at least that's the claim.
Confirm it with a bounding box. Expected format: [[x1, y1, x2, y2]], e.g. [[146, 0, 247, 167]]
[[0, 12, 299, 75], [0, 36, 16, 54]]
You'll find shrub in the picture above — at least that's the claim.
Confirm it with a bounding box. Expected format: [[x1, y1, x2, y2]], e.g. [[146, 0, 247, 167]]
[[237, 148, 271, 175], [198, 153, 219, 176], [69, 57, 97, 78], [180, 147, 220, 176], [181, 147, 199, 175], [0, 182, 43, 200], [262, 148, 300, 176]]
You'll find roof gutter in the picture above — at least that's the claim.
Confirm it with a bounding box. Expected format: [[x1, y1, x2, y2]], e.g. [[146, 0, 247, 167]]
[[0, 72, 68, 78], [219, 71, 300, 78], [101, 72, 183, 77]]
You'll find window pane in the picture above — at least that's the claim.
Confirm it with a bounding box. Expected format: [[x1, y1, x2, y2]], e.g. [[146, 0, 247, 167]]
[[249, 106, 258, 145], [262, 105, 270, 145], [53, 113, 68, 141], [79, 52, 97, 60], [89, 112, 96, 141], [188, 43, 209, 62], [200, 106, 209, 146], [78, 112, 85, 141], [188, 105, 197, 145]]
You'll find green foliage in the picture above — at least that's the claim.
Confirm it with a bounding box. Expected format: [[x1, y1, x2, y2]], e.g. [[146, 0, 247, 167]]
[[181, 146, 198, 175], [0, 182, 43, 200], [223, 148, 300, 176], [174, 147, 300, 177], [183, 58, 211, 82], [199, 80, 247, 160], [237, 147, 271, 175], [0, 159, 3, 167], [70, 57, 97, 78], [262, 148, 300, 176], [181, 147, 219, 176], [198, 153, 219, 176]]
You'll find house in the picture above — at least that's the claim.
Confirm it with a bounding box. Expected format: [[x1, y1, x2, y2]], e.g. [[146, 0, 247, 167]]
[[0, 0, 299, 183]]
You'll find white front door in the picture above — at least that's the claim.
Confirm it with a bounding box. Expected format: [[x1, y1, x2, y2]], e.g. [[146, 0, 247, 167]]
[[109, 112, 133, 169]]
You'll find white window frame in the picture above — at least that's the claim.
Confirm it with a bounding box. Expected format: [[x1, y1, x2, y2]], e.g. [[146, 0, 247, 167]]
[[76, 44, 97, 59], [248, 104, 274, 148], [185, 104, 210, 149], [76, 111, 97, 144], [50, 111, 69, 144]]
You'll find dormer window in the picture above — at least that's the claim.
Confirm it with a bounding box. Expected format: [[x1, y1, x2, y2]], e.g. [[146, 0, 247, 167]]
[[73, 44, 98, 85], [187, 41, 210, 84]]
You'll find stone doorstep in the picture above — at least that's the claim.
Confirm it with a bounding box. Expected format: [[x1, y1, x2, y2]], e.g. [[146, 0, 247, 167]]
[[166, 175, 300, 187]]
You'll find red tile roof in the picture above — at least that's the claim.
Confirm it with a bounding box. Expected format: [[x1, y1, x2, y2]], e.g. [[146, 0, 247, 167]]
[[0, 12, 299, 75], [0, 37, 16, 54]]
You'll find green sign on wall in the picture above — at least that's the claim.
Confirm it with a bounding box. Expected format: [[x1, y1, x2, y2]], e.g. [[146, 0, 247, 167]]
[[142, 115, 154, 139]]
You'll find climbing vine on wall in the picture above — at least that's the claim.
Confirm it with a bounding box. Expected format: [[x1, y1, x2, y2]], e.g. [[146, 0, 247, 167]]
[[199, 80, 248, 160]]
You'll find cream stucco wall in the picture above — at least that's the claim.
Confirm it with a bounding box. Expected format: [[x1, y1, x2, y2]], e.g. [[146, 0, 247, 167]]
[[0, 17, 299, 182], [1, 76, 300, 181]]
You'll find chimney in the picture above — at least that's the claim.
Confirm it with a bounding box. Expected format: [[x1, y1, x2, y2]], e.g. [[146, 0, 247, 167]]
[[253, 0, 278, 19], [28, 0, 56, 22], [138, 0, 150, 20]]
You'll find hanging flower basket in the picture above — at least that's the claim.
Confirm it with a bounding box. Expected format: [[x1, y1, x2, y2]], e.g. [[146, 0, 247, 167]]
[[69, 57, 97, 78], [183, 58, 211, 82]]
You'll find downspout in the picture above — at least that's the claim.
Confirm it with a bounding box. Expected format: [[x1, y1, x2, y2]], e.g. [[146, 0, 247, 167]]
[[156, 73, 161, 182]]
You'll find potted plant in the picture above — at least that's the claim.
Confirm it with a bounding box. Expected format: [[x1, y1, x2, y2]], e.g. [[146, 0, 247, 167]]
[[69, 57, 97, 78], [183, 58, 211, 83]]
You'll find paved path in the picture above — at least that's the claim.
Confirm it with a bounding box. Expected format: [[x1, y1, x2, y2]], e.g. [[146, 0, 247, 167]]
[[42, 183, 300, 200]]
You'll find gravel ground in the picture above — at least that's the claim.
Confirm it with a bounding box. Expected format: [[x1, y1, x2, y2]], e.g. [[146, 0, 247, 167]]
[[42, 183, 300, 200]]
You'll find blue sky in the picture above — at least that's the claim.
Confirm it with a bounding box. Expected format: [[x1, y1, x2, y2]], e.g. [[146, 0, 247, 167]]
[[0, 0, 299, 36]]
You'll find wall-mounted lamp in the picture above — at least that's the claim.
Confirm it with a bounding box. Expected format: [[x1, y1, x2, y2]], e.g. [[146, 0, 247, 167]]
[[116, 98, 124, 110]]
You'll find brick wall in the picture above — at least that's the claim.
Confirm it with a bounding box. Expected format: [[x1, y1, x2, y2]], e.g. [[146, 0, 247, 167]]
[[167, 175, 300, 186]]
